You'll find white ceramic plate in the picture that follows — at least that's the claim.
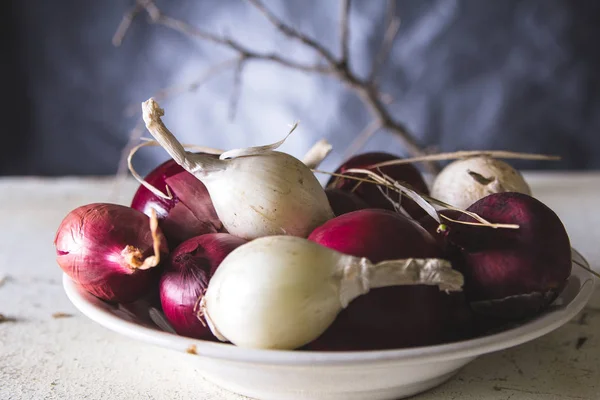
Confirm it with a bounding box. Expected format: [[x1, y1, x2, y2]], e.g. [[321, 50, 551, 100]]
[[63, 249, 595, 400]]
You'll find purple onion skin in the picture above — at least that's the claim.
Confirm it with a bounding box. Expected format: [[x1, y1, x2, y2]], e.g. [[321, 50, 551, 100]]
[[159, 233, 247, 339], [326, 152, 430, 220], [131, 156, 223, 249], [307, 209, 473, 350], [54, 203, 169, 303], [446, 192, 572, 319], [325, 188, 370, 216]]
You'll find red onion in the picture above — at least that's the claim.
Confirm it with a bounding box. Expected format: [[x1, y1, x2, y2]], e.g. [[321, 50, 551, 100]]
[[307, 209, 472, 349], [446, 192, 572, 319], [325, 188, 369, 216], [131, 156, 222, 248], [326, 152, 430, 219], [309, 209, 441, 262], [54, 203, 169, 303], [159, 233, 247, 339]]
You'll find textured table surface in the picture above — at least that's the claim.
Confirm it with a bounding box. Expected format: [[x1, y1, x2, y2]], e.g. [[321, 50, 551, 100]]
[[1, 174, 599, 400]]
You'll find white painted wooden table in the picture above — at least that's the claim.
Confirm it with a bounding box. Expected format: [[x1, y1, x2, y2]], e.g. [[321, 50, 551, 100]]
[[1, 174, 599, 400]]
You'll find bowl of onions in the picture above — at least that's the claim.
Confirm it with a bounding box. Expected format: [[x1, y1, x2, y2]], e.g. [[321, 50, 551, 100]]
[[58, 99, 596, 400]]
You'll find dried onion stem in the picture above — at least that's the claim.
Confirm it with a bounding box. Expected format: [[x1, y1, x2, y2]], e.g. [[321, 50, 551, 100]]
[[313, 168, 520, 230], [127, 140, 224, 200], [369, 150, 561, 169]]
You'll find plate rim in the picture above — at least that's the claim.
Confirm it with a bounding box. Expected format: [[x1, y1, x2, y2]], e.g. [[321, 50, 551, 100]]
[[62, 249, 595, 366]]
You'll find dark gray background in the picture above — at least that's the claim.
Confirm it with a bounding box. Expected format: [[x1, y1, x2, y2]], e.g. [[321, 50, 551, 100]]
[[3, 0, 600, 176]]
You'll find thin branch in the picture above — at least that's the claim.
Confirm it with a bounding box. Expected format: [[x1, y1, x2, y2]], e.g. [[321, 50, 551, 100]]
[[112, 3, 144, 46], [229, 57, 247, 120], [369, 0, 401, 83], [114, 0, 441, 174], [339, 0, 351, 64], [342, 119, 382, 160], [245, 0, 338, 66], [136, 0, 331, 74], [137, 0, 160, 20], [350, 84, 439, 173]]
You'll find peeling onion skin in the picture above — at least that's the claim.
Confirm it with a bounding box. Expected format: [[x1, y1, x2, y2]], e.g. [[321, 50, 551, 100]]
[[159, 233, 246, 339], [431, 156, 531, 210], [326, 152, 430, 220], [446, 192, 572, 319], [54, 203, 169, 303], [307, 209, 474, 349], [131, 157, 223, 249]]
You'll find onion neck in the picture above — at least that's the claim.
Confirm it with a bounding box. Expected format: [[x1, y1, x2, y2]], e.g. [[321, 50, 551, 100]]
[[142, 98, 223, 176], [367, 258, 463, 292], [121, 208, 163, 271], [338, 257, 464, 307]]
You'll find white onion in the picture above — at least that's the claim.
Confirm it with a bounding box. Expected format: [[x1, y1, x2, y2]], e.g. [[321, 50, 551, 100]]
[[431, 156, 531, 210], [201, 236, 463, 350], [141, 98, 334, 240]]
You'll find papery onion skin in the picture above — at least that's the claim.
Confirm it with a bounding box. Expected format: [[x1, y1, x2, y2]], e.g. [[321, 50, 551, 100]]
[[195, 151, 335, 240], [326, 152, 430, 219], [446, 192, 572, 319], [325, 188, 369, 216], [159, 233, 247, 339], [142, 99, 334, 240], [307, 209, 473, 349], [54, 203, 169, 303], [131, 157, 223, 248]]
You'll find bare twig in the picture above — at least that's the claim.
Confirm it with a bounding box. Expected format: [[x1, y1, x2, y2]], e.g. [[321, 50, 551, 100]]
[[115, 0, 440, 174], [370, 0, 400, 84], [342, 119, 382, 160], [354, 86, 437, 172], [137, 0, 160, 20], [245, 0, 338, 66], [139, 0, 330, 73], [112, 3, 143, 46], [339, 0, 351, 64], [229, 56, 247, 120]]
